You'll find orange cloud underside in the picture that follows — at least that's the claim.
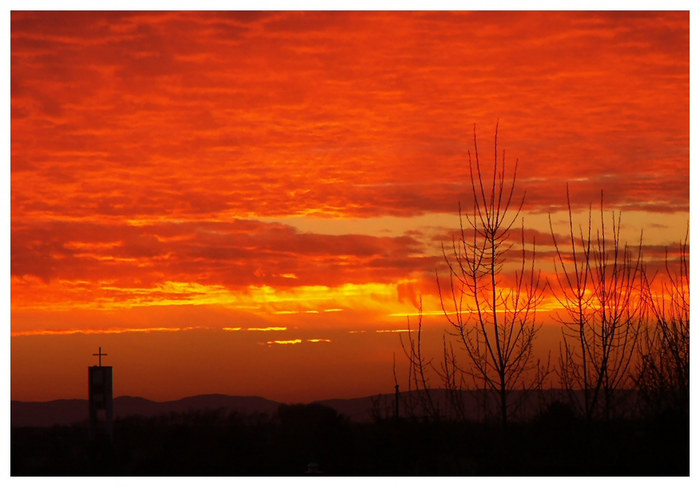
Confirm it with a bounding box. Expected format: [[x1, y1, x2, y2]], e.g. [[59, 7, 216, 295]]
[[11, 12, 688, 402]]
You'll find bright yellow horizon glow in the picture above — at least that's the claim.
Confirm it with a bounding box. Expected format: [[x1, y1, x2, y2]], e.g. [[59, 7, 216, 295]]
[[265, 339, 303, 346], [12, 278, 425, 332]]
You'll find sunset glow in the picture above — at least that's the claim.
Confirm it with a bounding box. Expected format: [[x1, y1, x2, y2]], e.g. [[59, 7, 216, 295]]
[[11, 11, 688, 403]]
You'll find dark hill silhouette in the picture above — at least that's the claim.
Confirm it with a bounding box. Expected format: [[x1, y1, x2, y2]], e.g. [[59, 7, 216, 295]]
[[12, 394, 281, 427]]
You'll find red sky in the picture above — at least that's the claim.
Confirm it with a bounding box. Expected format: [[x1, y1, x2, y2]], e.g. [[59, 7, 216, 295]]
[[11, 11, 688, 402]]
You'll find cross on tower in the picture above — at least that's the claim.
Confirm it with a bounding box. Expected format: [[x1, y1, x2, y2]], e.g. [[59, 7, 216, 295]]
[[93, 347, 108, 367]]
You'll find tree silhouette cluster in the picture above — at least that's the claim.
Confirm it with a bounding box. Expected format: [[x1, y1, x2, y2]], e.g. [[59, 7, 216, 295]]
[[401, 126, 689, 429]]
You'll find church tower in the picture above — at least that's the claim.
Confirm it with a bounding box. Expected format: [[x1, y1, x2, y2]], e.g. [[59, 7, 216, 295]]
[[88, 347, 114, 442]]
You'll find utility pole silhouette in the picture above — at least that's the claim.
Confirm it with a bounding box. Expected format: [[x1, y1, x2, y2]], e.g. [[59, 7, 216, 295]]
[[393, 352, 400, 420], [395, 384, 400, 420]]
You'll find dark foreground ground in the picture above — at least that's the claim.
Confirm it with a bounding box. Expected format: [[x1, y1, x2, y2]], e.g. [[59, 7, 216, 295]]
[[12, 402, 689, 476]]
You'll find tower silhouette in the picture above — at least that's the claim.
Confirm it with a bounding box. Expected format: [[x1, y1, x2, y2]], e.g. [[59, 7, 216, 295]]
[[88, 347, 113, 442]]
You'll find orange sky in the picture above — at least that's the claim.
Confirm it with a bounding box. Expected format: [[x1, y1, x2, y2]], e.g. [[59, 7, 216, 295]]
[[11, 11, 689, 402]]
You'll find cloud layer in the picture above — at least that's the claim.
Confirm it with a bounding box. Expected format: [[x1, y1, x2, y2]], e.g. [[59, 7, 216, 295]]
[[11, 12, 689, 401], [13, 11, 688, 222]]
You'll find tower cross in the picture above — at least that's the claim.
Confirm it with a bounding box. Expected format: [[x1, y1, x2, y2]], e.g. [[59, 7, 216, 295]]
[[93, 347, 108, 367]]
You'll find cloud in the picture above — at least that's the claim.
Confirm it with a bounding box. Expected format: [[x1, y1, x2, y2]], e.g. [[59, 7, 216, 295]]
[[12, 11, 687, 222], [11, 326, 204, 338], [11, 218, 429, 290]]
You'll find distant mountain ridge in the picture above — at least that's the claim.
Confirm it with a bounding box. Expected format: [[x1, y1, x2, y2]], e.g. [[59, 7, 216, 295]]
[[12, 389, 643, 428], [11, 394, 282, 428]]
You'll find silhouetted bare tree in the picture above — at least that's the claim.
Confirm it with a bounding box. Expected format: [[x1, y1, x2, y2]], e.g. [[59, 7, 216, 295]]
[[549, 189, 643, 420], [636, 230, 689, 416], [437, 124, 545, 426], [400, 299, 440, 420]]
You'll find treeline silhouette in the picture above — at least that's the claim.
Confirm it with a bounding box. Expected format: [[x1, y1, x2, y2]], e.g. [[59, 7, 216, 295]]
[[11, 400, 688, 475]]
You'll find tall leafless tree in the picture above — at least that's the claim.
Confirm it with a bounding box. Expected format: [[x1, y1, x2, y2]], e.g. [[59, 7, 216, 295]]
[[636, 230, 689, 416], [549, 189, 643, 420], [437, 124, 544, 426], [400, 298, 441, 420]]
